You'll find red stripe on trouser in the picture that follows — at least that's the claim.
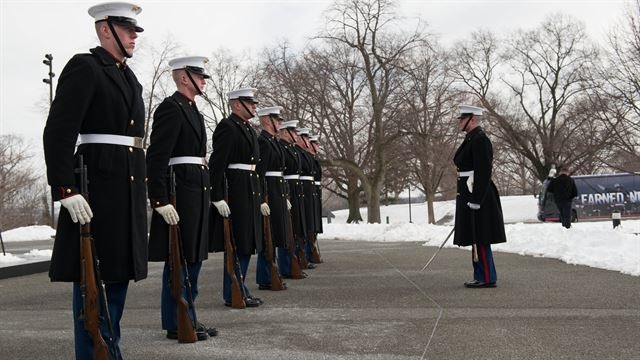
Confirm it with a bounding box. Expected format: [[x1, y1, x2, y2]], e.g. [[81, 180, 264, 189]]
[[480, 246, 490, 283]]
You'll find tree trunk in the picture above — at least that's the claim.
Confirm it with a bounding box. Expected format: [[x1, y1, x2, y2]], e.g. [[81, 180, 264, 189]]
[[346, 175, 363, 223], [367, 181, 382, 223], [426, 190, 435, 224]]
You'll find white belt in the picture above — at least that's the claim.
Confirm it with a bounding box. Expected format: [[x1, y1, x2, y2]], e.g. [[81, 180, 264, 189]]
[[300, 176, 315, 181], [169, 156, 207, 166], [458, 170, 474, 177], [284, 174, 299, 180], [265, 171, 283, 177], [78, 134, 143, 148], [314, 181, 321, 186], [228, 163, 256, 171]]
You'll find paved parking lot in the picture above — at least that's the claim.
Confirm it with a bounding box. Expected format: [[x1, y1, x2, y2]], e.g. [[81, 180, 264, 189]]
[[0, 239, 638, 359]]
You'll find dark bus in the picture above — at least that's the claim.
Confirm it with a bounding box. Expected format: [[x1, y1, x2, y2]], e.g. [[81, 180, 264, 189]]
[[538, 173, 640, 222]]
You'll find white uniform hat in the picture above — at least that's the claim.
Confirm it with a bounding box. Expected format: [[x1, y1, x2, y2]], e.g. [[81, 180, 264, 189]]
[[88, 2, 144, 32], [309, 135, 319, 143], [280, 120, 299, 129], [457, 104, 484, 118], [296, 127, 311, 136], [256, 106, 283, 118], [168, 56, 210, 79], [227, 88, 258, 103]]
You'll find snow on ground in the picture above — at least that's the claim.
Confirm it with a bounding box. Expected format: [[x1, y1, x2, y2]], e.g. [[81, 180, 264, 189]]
[[2, 225, 55, 242], [321, 196, 640, 276], [329, 195, 538, 225], [1, 197, 639, 276], [0, 226, 55, 266]]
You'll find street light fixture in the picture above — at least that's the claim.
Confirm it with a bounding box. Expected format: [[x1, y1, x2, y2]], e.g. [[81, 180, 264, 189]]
[[42, 54, 55, 227]]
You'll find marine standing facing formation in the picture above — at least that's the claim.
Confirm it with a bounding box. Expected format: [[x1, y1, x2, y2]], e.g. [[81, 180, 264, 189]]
[[452, 105, 506, 288], [146, 56, 217, 341], [43, 2, 148, 358]]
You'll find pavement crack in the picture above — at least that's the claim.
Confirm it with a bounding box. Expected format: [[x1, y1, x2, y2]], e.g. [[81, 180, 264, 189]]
[[374, 250, 443, 360]]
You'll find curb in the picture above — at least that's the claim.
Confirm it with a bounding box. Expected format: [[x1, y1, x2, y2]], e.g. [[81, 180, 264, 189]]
[[0, 261, 50, 280]]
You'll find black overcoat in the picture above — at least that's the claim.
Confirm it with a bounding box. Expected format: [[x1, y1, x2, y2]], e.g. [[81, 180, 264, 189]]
[[452, 127, 507, 247], [43, 47, 148, 282], [208, 114, 263, 255], [312, 157, 323, 234], [547, 174, 578, 203], [299, 148, 316, 236], [146, 92, 210, 262], [281, 140, 307, 238], [256, 131, 289, 247]]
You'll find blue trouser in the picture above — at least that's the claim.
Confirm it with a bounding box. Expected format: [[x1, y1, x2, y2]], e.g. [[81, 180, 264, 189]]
[[277, 247, 291, 276], [473, 243, 497, 284], [161, 261, 201, 331], [73, 281, 128, 360], [304, 236, 313, 263], [256, 251, 271, 285], [222, 252, 251, 302]]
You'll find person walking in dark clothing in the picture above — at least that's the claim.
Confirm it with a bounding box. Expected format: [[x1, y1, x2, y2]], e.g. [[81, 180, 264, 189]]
[[548, 168, 578, 229]]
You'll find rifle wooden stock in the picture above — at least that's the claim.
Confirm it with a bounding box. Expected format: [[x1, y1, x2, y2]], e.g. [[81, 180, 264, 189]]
[[311, 233, 322, 264], [297, 235, 309, 269], [168, 224, 196, 343], [223, 216, 246, 309], [80, 223, 111, 360], [263, 195, 285, 291], [168, 171, 197, 343], [286, 211, 304, 279]]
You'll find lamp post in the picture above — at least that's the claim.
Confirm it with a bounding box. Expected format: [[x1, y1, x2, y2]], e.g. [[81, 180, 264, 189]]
[[408, 186, 413, 223], [42, 54, 55, 227]]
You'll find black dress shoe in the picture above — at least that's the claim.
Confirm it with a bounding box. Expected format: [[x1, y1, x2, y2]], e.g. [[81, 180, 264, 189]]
[[247, 295, 264, 305], [166, 329, 208, 341], [464, 280, 496, 288], [244, 297, 261, 307], [306, 263, 316, 269], [197, 322, 218, 337], [258, 284, 271, 290], [282, 271, 308, 279]]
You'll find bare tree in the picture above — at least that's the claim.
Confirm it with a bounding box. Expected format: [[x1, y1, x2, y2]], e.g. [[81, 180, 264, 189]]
[[138, 37, 180, 148], [0, 135, 47, 229], [320, 0, 427, 223], [599, 0, 640, 172], [201, 49, 253, 132], [452, 15, 616, 181], [399, 43, 460, 223]]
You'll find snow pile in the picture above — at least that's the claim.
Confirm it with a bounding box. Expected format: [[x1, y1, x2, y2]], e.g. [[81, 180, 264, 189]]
[[320, 217, 640, 276], [2, 225, 55, 242]]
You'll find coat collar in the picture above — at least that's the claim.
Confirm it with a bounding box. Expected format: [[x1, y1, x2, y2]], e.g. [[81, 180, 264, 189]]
[[171, 91, 204, 145]]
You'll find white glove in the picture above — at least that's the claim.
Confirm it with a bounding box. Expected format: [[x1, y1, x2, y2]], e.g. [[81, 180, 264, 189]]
[[467, 202, 480, 210], [212, 200, 230, 217], [466, 174, 474, 193], [60, 195, 93, 225], [286, 199, 292, 210], [155, 204, 179, 225], [260, 202, 271, 216]]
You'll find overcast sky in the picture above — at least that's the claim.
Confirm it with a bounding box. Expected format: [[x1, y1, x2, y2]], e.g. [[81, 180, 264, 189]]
[[0, 0, 630, 157]]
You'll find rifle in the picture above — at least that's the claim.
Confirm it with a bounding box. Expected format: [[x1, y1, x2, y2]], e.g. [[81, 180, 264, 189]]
[[78, 155, 116, 360], [263, 190, 286, 291], [286, 209, 304, 279], [222, 177, 246, 309], [297, 234, 309, 270], [311, 233, 322, 264], [168, 168, 197, 343]]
